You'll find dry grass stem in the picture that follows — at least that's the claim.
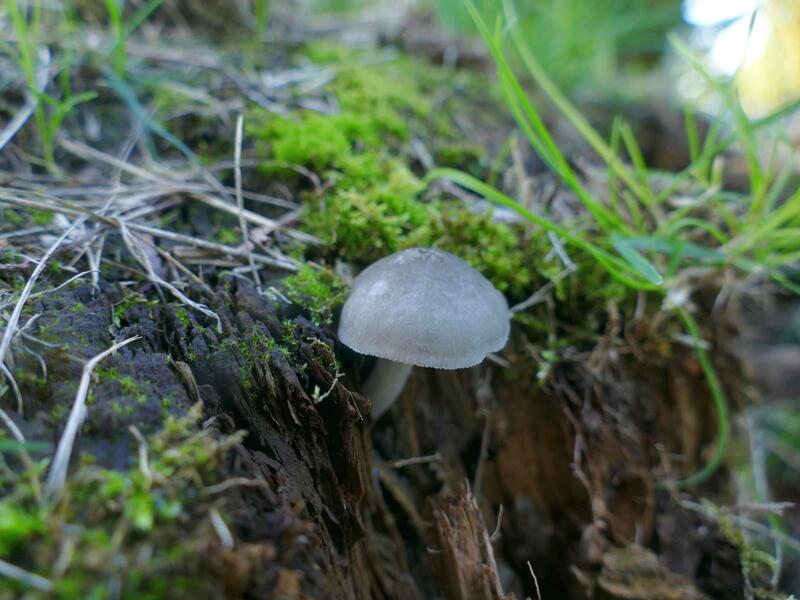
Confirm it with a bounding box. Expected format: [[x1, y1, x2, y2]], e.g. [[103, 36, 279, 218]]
[[45, 335, 141, 501], [0, 220, 84, 414], [0, 558, 53, 593], [209, 508, 235, 550], [234, 114, 260, 287]]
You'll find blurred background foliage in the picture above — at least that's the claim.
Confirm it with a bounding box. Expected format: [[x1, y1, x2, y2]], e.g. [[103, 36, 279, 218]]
[[305, 0, 800, 117], [432, 0, 683, 94]]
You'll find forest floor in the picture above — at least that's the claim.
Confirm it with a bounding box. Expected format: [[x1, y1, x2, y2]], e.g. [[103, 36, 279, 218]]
[[0, 2, 798, 599]]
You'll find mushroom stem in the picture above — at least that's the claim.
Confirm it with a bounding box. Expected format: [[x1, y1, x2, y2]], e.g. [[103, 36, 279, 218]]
[[362, 359, 413, 419]]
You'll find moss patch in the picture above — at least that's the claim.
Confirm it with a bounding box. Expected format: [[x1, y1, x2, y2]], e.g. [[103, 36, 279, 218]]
[[717, 517, 783, 599], [282, 263, 347, 326], [246, 49, 553, 305], [0, 407, 246, 599], [1, 208, 53, 229]]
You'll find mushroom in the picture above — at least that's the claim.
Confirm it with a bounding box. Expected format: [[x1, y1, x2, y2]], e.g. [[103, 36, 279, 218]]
[[338, 247, 510, 419]]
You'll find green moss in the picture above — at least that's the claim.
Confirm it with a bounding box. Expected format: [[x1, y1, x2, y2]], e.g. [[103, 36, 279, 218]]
[[305, 189, 398, 258], [257, 111, 373, 174], [245, 49, 549, 301], [48, 259, 64, 277], [174, 307, 191, 328], [14, 368, 47, 390], [252, 331, 279, 356], [280, 319, 300, 357], [51, 403, 66, 421], [332, 63, 429, 135], [95, 367, 144, 396], [112, 292, 156, 328], [0, 501, 45, 555], [2, 209, 23, 227], [405, 205, 537, 294], [93, 367, 149, 410], [0, 407, 246, 598], [718, 517, 780, 597], [302, 40, 360, 64], [214, 226, 239, 246], [247, 55, 428, 179], [434, 142, 484, 169], [303, 182, 549, 298], [214, 336, 274, 399], [282, 263, 347, 325], [31, 209, 54, 225], [1, 208, 53, 229]]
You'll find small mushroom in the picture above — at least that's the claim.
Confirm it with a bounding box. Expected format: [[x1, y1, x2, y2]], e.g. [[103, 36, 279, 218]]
[[338, 247, 510, 419]]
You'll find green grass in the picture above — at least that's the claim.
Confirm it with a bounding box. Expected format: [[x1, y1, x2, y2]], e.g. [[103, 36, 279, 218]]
[[425, 0, 800, 488], [104, 0, 164, 74], [4, 0, 97, 172], [253, 0, 269, 37], [433, 0, 682, 94], [3, 0, 165, 172], [103, 0, 126, 75]]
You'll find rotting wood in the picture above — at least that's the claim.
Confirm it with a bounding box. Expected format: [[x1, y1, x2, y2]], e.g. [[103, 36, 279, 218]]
[[427, 484, 514, 600]]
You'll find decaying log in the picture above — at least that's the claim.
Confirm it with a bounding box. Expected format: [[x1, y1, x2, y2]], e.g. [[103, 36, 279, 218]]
[[17, 278, 421, 598], [13, 277, 761, 598]]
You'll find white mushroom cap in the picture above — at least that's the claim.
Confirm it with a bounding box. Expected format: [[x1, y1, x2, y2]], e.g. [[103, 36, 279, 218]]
[[338, 247, 510, 369]]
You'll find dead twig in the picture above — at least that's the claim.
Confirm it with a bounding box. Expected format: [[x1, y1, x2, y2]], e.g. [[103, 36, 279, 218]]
[[388, 452, 442, 469], [129, 425, 153, 486], [203, 477, 268, 496]]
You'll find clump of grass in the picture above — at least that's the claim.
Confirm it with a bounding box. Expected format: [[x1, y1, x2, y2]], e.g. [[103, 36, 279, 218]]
[[3, 0, 98, 172], [424, 0, 800, 489]]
